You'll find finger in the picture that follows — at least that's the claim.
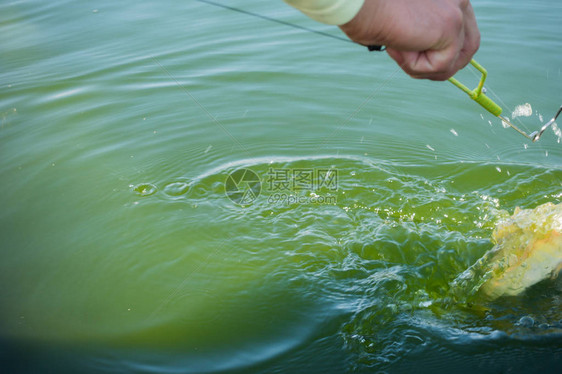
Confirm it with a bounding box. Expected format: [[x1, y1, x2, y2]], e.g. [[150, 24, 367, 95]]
[[462, 2, 480, 56], [386, 49, 429, 79], [392, 29, 464, 80], [424, 45, 463, 80], [385, 48, 405, 69], [387, 48, 460, 81], [451, 2, 480, 73]]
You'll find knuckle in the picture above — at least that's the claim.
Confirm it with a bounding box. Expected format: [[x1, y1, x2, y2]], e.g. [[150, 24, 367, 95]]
[[443, 6, 464, 34], [459, 0, 470, 9], [464, 31, 480, 57], [451, 9, 464, 31], [472, 30, 481, 52]]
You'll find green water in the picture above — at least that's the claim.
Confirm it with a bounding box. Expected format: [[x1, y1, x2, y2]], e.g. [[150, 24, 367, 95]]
[[1, 0, 561, 372]]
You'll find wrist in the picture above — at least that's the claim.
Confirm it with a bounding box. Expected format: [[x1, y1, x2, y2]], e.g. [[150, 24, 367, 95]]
[[338, 0, 389, 46]]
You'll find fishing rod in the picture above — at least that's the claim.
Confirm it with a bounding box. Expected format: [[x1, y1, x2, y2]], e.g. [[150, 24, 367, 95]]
[[196, 0, 561, 142], [448, 61, 561, 142]]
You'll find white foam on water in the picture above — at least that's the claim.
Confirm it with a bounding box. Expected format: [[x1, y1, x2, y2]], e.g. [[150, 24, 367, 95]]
[[512, 103, 532, 119], [552, 122, 561, 143]]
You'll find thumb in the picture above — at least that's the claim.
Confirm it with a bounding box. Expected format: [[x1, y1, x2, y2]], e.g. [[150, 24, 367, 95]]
[[385, 48, 405, 67]]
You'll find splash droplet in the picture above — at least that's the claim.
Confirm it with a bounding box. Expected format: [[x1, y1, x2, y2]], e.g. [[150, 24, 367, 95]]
[[163, 182, 189, 196], [517, 316, 534, 328], [132, 183, 157, 196], [512, 103, 532, 119]]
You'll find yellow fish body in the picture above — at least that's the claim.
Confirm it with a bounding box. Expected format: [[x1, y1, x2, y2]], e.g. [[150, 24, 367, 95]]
[[453, 202, 562, 300]]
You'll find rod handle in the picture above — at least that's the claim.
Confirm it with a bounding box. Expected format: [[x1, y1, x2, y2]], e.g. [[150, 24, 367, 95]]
[[448, 59, 503, 117]]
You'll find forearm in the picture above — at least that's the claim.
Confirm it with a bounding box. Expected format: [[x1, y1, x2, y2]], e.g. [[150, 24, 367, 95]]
[[339, 0, 468, 50]]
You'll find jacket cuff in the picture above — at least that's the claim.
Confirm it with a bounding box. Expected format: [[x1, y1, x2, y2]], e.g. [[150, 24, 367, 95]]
[[284, 0, 365, 25]]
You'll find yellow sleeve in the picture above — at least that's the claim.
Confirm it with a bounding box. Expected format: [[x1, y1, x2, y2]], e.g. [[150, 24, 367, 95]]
[[283, 0, 364, 25]]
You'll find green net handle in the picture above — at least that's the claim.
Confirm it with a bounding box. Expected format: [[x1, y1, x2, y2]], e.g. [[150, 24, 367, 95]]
[[448, 59, 503, 117]]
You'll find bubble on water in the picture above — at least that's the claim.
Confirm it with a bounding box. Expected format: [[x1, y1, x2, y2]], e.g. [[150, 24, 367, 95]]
[[517, 316, 534, 328], [552, 122, 561, 143], [512, 103, 532, 119], [163, 182, 189, 196], [132, 183, 157, 196]]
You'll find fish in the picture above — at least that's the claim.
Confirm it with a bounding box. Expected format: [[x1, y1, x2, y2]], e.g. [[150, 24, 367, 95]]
[[452, 202, 562, 300]]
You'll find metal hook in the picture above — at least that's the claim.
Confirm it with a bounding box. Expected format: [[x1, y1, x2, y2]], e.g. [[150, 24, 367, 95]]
[[530, 105, 562, 142], [498, 105, 561, 142]]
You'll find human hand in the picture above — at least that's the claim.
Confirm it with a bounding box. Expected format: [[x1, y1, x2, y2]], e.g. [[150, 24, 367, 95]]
[[339, 0, 480, 80]]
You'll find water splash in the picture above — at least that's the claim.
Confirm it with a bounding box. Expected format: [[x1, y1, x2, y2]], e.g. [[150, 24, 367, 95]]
[[131, 183, 157, 196], [512, 103, 533, 119]]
